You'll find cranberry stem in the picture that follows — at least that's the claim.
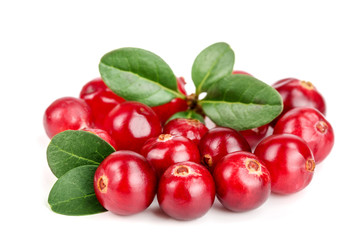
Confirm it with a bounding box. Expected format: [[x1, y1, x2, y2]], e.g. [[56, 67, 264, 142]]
[[186, 93, 205, 116], [186, 93, 198, 110]]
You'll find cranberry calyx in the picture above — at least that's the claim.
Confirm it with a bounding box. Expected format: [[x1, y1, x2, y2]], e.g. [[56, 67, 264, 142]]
[[141, 133, 201, 178]]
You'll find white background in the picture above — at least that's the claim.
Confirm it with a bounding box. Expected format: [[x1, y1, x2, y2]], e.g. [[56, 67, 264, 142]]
[[1, 0, 359, 239]]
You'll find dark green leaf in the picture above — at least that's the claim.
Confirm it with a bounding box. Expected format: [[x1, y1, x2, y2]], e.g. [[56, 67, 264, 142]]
[[192, 42, 235, 94], [199, 74, 283, 130], [99, 47, 185, 107], [48, 165, 106, 216], [166, 111, 205, 124], [47, 130, 115, 178]]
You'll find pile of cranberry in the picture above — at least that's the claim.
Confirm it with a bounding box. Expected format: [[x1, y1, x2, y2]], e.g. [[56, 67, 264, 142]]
[[43, 72, 334, 220]]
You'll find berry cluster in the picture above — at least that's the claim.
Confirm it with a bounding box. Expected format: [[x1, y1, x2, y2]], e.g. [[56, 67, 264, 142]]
[[44, 72, 334, 220]]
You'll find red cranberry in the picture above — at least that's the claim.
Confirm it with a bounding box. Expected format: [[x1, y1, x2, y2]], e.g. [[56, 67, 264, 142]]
[[104, 101, 162, 153], [151, 98, 188, 125], [163, 118, 208, 145], [157, 162, 215, 220], [213, 151, 271, 212], [177, 76, 187, 95], [43, 97, 92, 138], [198, 127, 251, 171], [80, 78, 125, 129], [141, 134, 200, 178], [80, 77, 107, 99], [232, 70, 252, 76], [273, 78, 326, 116], [274, 107, 334, 164], [81, 128, 117, 149], [239, 124, 269, 150], [94, 150, 157, 215], [254, 134, 315, 194]]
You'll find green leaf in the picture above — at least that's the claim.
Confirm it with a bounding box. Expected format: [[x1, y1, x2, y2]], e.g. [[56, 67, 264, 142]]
[[166, 111, 205, 124], [199, 74, 283, 130], [47, 130, 115, 178], [192, 42, 235, 94], [48, 165, 106, 216], [99, 47, 185, 107]]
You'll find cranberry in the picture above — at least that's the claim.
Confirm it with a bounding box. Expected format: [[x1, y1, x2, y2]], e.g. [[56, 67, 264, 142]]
[[254, 134, 315, 194], [151, 98, 188, 125], [273, 77, 326, 117], [198, 127, 251, 171], [80, 77, 107, 99], [239, 124, 269, 150], [81, 128, 117, 149], [163, 118, 208, 145], [274, 107, 334, 164], [177, 76, 187, 95], [157, 162, 215, 220], [141, 134, 200, 178], [43, 97, 92, 138], [213, 151, 271, 212], [104, 101, 162, 153], [80, 78, 125, 129], [232, 70, 252, 76], [94, 150, 156, 215]]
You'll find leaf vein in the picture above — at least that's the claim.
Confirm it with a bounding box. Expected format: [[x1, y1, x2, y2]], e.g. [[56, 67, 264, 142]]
[[52, 144, 100, 165], [50, 193, 96, 207], [197, 47, 231, 93], [201, 100, 281, 107], [102, 64, 184, 98]]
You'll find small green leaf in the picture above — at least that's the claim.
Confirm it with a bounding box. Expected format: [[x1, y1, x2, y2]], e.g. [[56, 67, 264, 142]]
[[47, 130, 115, 178], [166, 111, 205, 124], [199, 74, 283, 130], [99, 47, 185, 107], [48, 165, 106, 216], [192, 42, 235, 94]]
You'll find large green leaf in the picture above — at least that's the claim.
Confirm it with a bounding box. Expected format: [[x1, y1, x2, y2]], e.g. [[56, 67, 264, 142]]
[[192, 42, 235, 94], [47, 130, 115, 178], [48, 165, 106, 216], [199, 74, 283, 130], [99, 47, 185, 106]]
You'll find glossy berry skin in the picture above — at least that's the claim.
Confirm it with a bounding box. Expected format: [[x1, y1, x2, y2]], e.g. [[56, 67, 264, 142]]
[[157, 162, 215, 220], [104, 101, 162, 153], [163, 118, 208, 145], [94, 151, 157, 215], [151, 98, 188, 125], [274, 107, 334, 164], [198, 127, 251, 171], [204, 116, 216, 129], [240, 124, 269, 150], [43, 97, 92, 138], [80, 78, 125, 129], [254, 134, 315, 194], [80, 77, 107, 99], [141, 134, 201, 178], [176, 76, 187, 95], [81, 128, 117, 149], [213, 151, 271, 212], [273, 78, 326, 116]]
